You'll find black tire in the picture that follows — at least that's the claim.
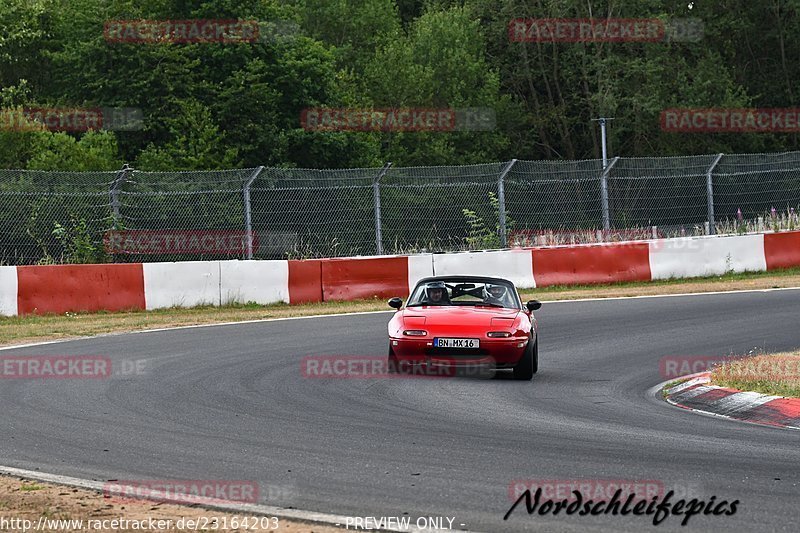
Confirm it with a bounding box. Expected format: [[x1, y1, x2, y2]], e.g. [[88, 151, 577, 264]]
[[513, 336, 537, 380], [388, 345, 399, 374]]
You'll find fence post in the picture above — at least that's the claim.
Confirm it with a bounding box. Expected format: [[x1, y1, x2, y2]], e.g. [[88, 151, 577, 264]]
[[497, 159, 517, 247], [373, 162, 392, 255], [705, 153, 723, 235], [243, 166, 264, 259], [109, 163, 131, 224], [600, 156, 619, 232]]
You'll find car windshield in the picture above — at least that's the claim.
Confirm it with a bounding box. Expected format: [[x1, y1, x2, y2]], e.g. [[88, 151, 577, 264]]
[[406, 280, 519, 309]]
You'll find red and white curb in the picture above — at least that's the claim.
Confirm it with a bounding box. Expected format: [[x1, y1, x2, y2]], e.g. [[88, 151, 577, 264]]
[[662, 372, 800, 430]]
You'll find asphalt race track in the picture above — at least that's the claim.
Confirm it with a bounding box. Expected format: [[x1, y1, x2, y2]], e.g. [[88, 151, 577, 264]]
[[2, 289, 800, 532]]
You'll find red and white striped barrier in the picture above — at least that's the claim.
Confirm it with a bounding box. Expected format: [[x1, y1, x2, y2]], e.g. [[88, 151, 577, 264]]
[[2, 231, 800, 316], [432, 249, 536, 288], [320, 255, 426, 301], [16, 264, 145, 315], [764, 231, 800, 270], [0, 266, 18, 316], [648, 234, 766, 280], [531, 241, 651, 286]]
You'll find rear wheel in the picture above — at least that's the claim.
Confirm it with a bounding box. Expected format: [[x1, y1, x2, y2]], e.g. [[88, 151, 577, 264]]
[[513, 336, 537, 380]]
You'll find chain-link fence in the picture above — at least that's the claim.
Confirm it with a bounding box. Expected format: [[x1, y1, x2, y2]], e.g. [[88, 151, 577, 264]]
[[3, 151, 800, 265]]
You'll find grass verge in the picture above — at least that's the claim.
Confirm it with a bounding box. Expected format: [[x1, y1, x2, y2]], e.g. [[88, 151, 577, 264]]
[[710, 351, 800, 397], [3, 267, 800, 348], [0, 474, 339, 532]]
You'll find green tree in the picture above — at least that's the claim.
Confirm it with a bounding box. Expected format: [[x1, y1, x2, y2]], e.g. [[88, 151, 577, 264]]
[[362, 4, 514, 164], [135, 100, 238, 170], [292, 0, 402, 68], [27, 130, 122, 171], [0, 0, 54, 92]]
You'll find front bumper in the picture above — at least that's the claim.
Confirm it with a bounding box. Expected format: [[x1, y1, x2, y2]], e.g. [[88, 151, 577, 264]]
[[390, 337, 528, 368]]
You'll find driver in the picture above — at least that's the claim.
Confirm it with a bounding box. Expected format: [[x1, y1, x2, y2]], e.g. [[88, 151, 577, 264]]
[[425, 281, 450, 305], [484, 284, 508, 306]]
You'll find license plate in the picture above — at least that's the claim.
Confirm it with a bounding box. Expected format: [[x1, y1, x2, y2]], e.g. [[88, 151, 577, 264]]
[[434, 338, 480, 349]]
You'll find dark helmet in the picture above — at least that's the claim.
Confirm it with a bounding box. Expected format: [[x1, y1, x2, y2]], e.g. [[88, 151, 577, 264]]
[[425, 281, 448, 301]]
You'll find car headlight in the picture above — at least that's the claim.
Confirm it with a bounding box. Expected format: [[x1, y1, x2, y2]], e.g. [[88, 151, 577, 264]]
[[487, 331, 512, 338], [403, 330, 427, 336]]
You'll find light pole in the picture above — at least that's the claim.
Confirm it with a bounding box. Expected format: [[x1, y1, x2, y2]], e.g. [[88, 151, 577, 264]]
[[592, 117, 615, 231], [592, 117, 614, 169]]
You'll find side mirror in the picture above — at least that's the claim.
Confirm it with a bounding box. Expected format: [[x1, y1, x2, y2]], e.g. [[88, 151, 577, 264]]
[[526, 300, 542, 312], [388, 297, 403, 309]]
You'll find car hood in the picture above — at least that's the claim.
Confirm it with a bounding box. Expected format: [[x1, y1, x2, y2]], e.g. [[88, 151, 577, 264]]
[[402, 306, 520, 328]]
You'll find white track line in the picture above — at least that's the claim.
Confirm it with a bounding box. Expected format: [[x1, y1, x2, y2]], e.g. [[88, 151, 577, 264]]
[[541, 285, 800, 304], [0, 310, 395, 351], [0, 466, 477, 532]]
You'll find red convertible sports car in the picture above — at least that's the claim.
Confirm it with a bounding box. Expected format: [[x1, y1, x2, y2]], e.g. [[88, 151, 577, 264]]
[[387, 276, 541, 380]]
